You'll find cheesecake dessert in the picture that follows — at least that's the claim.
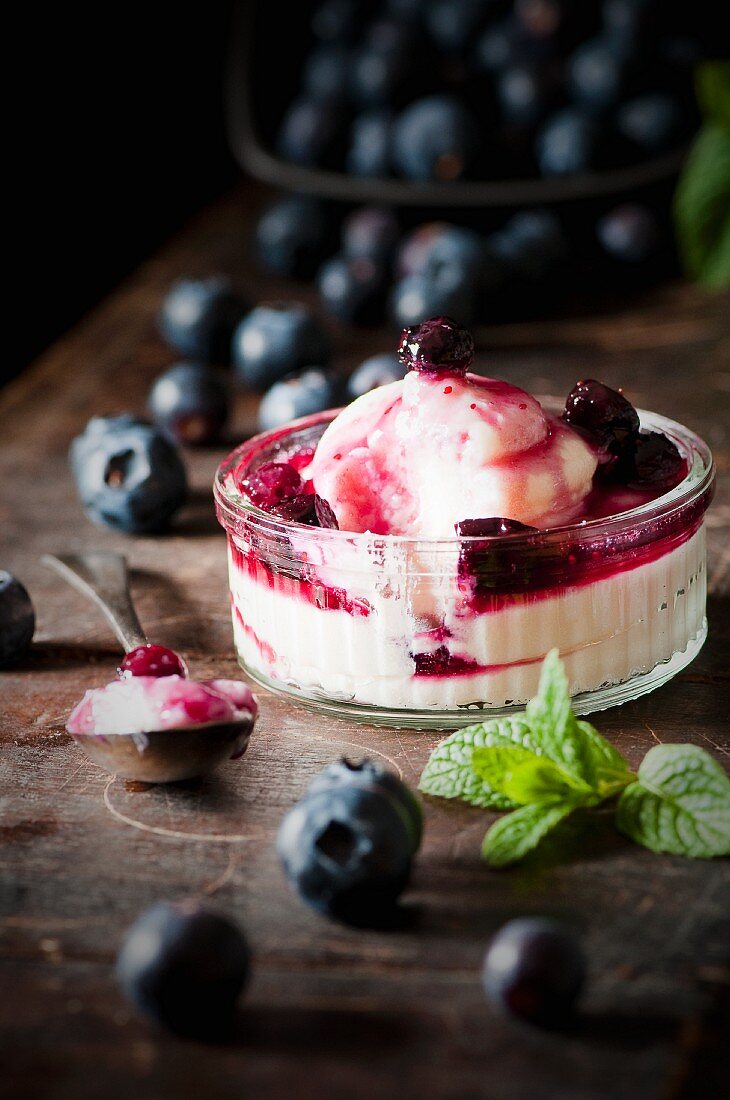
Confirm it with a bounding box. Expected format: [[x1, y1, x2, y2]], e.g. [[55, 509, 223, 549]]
[[215, 317, 714, 726]]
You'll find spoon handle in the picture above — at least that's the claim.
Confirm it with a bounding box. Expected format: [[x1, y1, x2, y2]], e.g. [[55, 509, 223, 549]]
[[43, 552, 148, 652]]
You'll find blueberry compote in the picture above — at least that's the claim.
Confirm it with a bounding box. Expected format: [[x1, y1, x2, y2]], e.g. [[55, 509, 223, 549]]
[[397, 315, 474, 374]]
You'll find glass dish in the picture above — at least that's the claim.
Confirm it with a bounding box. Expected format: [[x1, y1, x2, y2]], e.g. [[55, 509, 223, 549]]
[[214, 406, 715, 729]]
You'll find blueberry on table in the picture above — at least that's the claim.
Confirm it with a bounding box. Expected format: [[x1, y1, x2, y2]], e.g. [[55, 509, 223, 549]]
[[596, 204, 661, 264], [317, 254, 388, 326], [0, 571, 35, 669], [116, 900, 250, 1038], [276, 96, 342, 167], [535, 107, 599, 175], [118, 644, 188, 680], [158, 277, 247, 365], [397, 223, 488, 284], [258, 369, 339, 433], [390, 268, 478, 328], [147, 363, 228, 446], [347, 353, 404, 398], [341, 206, 400, 266], [233, 303, 330, 393], [346, 109, 394, 177], [69, 414, 187, 534], [616, 93, 685, 154], [277, 773, 420, 924], [391, 95, 480, 182], [489, 210, 567, 282], [307, 758, 423, 851], [483, 918, 585, 1028], [255, 194, 335, 279]]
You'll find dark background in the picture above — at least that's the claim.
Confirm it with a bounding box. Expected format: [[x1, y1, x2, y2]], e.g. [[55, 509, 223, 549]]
[[14, 2, 238, 383]]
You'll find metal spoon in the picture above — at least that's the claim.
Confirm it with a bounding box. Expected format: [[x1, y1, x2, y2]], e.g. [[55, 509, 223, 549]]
[[43, 552, 255, 783]]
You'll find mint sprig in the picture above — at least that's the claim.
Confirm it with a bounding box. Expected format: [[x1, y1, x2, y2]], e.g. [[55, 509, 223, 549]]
[[617, 744, 730, 859], [420, 651, 730, 867]]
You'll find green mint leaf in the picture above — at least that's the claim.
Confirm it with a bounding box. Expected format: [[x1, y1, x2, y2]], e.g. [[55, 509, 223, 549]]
[[616, 744, 730, 859], [674, 124, 730, 290], [471, 746, 594, 805], [481, 800, 577, 868], [696, 62, 730, 130], [524, 650, 632, 793], [419, 717, 538, 810]]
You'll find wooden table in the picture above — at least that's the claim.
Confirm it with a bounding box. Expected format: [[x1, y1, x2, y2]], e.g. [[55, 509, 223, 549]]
[[2, 183, 728, 1100]]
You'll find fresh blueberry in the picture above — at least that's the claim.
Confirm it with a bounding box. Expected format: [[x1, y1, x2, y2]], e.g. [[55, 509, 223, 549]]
[[397, 316, 475, 375], [158, 277, 247, 365], [307, 758, 423, 851], [311, 0, 364, 44], [567, 35, 629, 113], [601, 0, 652, 53], [118, 644, 188, 680], [391, 268, 478, 328], [301, 44, 352, 101], [147, 363, 228, 446], [233, 303, 330, 393], [350, 30, 414, 108], [425, 0, 491, 52], [615, 93, 685, 154], [346, 109, 393, 177], [516, 0, 600, 57], [397, 223, 488, 283], [489, 210, 567, 282], [562, 378, 639, 450], [391, 96, 480, 182], [341, 206, 400, 266], [276, 96, 342, 167], [277, 782, 418, 925], [317, 255, 388, 326], [596, 204, 661, 263], [347, 353, 404, 398], [535, 107, 599, 175], [258, 369, 338, 433], [69, 415, 187, 534], [616, 430, 685, 492], [496, 63, 557, 132], [482, 918, 585, 1028], [255, 194, 335, 279], [0, 572, 35, 669], [116, 900, 250, 1038], [473, 18, 525, 74]]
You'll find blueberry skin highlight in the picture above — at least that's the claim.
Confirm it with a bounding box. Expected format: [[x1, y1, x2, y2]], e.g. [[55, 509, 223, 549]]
[[148, 363, 228, 445], [158, 277, 247, 365], [233, 304, 330, 393], [69, 414, 187, 534], [258, 369, 338, 432], [0, 572, 35, 668], [116, 901, 250, 1038], [483, 917, 586, 1028], [277, 783, 418, 925]]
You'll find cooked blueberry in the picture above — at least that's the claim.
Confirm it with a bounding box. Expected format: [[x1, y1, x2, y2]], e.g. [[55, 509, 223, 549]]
[[307, 758, 423, 850], [277, 784, 417, 924], [473, 18, 525, 74], [346, 109, 393, 177], [341, 206, 400, 266], [457, 518, 539, 590], [617, 431, 685, 492], [425, 0, 490, 52], [456, 518, 537, 538], [390, 269, 477, 328], [483, 918, 585, 1028], [596, 204, 661, 263], [535, 107, 599, 175], [347, 353, 404, 398], [567, 35, 629, 113], [233, 303, 330, 393], [616, 93, 685, 154], [116, 900, 250, 1037], [496, 63, 557, 131], [317, 254, 387, 326], [239, 461, 305, 512], [398, 316, 474, 375], [258, 369, 338, 433], [0, 572, 35, 669], [489, 210, 567, 281], [276, 96, 342, 167], [314, 495, 340, 529], [562, 378, 639, 450], [118, 644, 188, 680], [69, 415, 187, 534], [158, 277, 247, 365], [311, 0, 364, 44], [148, 363, 228, 446], [255, 194, 335, 278], [302, 44, 352, 101], [391, 96, 480, 182]]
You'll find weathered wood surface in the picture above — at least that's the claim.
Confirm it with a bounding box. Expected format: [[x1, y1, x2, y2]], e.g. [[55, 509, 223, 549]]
[[1, 182, 729, 1100]]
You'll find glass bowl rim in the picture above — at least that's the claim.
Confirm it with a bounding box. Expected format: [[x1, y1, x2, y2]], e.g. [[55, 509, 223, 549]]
[[214, 404, 715, 550]]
